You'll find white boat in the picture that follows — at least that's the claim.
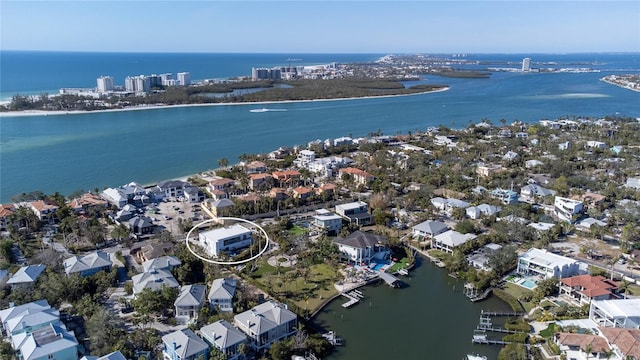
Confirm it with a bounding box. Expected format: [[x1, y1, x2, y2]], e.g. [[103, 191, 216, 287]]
[[249, 108, 269, 113], [466, 355, 487, 360]]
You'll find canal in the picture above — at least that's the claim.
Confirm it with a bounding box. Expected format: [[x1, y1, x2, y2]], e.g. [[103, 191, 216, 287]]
[[312, 256, 512, 359]]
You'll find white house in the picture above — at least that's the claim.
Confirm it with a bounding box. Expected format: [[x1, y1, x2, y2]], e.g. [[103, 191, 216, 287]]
[[63, 251, 112, 277], [466, 204, 501, 219], [520, 184, 556, 202], [589, 299, 640, 329], [412, 220, 449, 239], [586, 140, 607, 149], [198, 224, 254, 257], [312, 209, 343, 235], [335, 201, 372, 226], [174, 284, 207, 324], [624, 177, 640, 190], [131, 268, 179, 295], [554, 196, 584, 223], [209, 278, 237, 313], [431, 230, 477, 254], [333, 231, 387, 265], [200, 320, 248, 360], [234, 301, 297, 351], [517, 248, 581, 279], [7, 264, 46, 289], [142, 255, 182, 272], [161, 328, 209, 360]]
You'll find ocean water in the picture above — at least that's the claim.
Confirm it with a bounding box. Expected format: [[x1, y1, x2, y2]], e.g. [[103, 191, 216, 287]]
[[1, 52, 640, 201]]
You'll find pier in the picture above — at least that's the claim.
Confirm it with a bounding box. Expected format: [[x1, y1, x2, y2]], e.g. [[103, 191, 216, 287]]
[[341, 290, 364, 308], [378, 271, 401, 287], [480, 310, 526, 317], [477, 326, 521, 334], [472, 338, 511, 345]]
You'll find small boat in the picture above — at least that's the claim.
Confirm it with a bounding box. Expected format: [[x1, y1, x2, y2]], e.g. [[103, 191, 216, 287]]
[[466, 354, 488, 360], [249, 108, 269, 113]]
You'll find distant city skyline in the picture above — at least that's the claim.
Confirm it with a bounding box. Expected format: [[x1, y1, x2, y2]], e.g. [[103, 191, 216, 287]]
[[1, 1, 639, 53]]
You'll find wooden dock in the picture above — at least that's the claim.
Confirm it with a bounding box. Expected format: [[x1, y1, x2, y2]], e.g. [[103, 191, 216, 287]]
[[477, 326, 522, 334], [472, 338, 511, 345], [480, 310, 526, 317], [341, 290, 363, 308]]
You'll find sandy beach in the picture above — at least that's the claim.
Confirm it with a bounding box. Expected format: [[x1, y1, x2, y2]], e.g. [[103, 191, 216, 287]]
[[0, 87, 449, 118]]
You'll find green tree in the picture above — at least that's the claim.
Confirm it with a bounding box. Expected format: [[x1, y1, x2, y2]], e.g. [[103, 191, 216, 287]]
[[487, 245, 518, 276], [498, 343, 528, 360]]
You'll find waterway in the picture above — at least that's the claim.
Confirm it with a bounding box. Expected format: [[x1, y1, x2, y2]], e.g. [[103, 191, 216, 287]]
[[313, 257, 512, 359]]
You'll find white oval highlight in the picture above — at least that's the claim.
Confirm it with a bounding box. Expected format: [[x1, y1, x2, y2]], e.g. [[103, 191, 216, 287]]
[[185, 217, 270, 265]]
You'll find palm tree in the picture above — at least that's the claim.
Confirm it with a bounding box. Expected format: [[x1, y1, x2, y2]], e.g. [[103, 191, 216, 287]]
[[218, 157, 229, 169]]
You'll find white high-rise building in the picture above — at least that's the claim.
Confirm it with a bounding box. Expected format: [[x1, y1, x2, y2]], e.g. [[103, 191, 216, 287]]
[[522, 58, 531, 72], [125, 75, 150, 93], [96, 76, 114, 92], [177, 72, 191, 86], [160, 73, 174, 86]]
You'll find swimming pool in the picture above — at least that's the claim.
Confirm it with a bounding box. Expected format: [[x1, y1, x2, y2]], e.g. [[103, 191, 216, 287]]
[[371, 262, 388, 271], [520, 279, 537, 289]]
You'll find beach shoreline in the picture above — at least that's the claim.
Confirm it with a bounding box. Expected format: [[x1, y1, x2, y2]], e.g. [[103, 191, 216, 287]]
[[0, 87, 449, 118]]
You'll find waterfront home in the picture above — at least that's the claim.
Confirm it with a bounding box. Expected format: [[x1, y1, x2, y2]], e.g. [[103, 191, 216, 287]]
[[554, 196, 584, 223], [26, 200, 59, 224], [63, 251, 112, 277], [174, 284, 207, 324], [7, 264, 46, 289], [335, 201, 372, 226], [431, 230, 477, 254], [162, 328, 209, 360], [333, 231, 387, 265], [142, 255, 182, 272], [559, 275, 620, 306], [338, 167, 375, 185], [491, 188, 519, 205], [467, 243, 503, 271], [131, 268, 179, 295], [599, 327, 640, 359], [516, 248, 581, 279], [234, 300, 297, 351], [248, 173, 273, 191], [555, 332, 611, 360], [156, 180, 191, 199], [520, 184, 556, 202], [312, 209, 343, 235], [466, 204, 501, 219], [66, 193, 108, 214], [294, 149, 315, 166], [589, 299, 640, 329], [271, 170, 301, 188], [306, 156, 352, 178], [411, 220, 449, 240], [209, 278, 237, 313], [207, 178, 235, 199], [0, 204, 16, 231], [245, 160, 267, 174], [11, 323, 79, 360], [198, 224, 253, 257], [200, 320, 248, 360], [114, 204, 137, 222]]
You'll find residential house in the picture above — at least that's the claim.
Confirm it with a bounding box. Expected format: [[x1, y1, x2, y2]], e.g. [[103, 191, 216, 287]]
[[624, 177, 640, 190], [502, 151, 520, 161], [315, 183, 336, 198], [114, 204, 137, 222], [208, 278, 237, 313], [577, 217, 607, 231], [572, 192, 607, 208], [498, 128, 512, 138], [0, 204, 15, 231], [63, 251, 112, 277], [411, 220, 449, 240], [555, 332, 612, 360], [589, 299, 640, 329], [271, 170, 301, 188], [11, 323, 79, 360], [333, 231, 388, 265], [202, 198, 235, 218], [0, 300, 57, 337], [248, 173, 273, 191], [183, 186, 205, 203], [586, 140, 607, 149], [491, 188, 519, 205], [131, 241, 173, 263], [200, 320, 248, 360], [142, 255, 182, 272], [3, 307, 61, 337], [198, 224, 253, 257], [476, 164, 504, 178], [559, 275, 620, 305], [430, 197, 470, 215], [466, 204, 501, 219], [81, 351, 127, 360], [174, 284, 207, 324], [335, 201, 372, 226], [338, 167, 375, 185], [467, 243, 503, 271], [234, 301, 297, 351], [554, 196, 584, 223], [66, 193, 108, 214], [311, 209, 343, 235], [131, 268, 179, 295], [515, 132, 529, 139], [245, 160, 267, 174], [599, 327, 640, 359], [207, 178, 235, 199], [431, 230, 477, 254], [27, 200, 59, 224], [306, 156, 352, 178], [520, 184, 556, 202], [525, 159, 544, 169], [528, 222, 556, 233], [292, 186, 313, 200], [517, 248, 581, 279], [156, 180, 191, 199], [128, 215, 155, 235], [7, 264, 46, 289], [558, 141, 571, 151], [269, 188, 288, 202], [294, 149, 315, 166], [333, 136, 353, 147], [162, 328, 209, 360]]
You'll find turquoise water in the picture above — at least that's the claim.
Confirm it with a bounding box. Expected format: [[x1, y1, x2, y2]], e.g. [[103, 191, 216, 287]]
[[1, 53, 640, 201], [521, 279, 537, 289], [371, 262, 389, 271]]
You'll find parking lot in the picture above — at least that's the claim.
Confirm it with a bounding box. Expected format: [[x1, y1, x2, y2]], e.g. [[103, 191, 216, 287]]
[[148, 199, 206, 236]]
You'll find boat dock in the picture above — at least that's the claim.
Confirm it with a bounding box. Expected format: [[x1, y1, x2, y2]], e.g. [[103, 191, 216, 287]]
[[477, 326, 521, 334], [480, 310, 526, 317], [321, 331, 343, 346], [341, 290, 364, 308], [472, 338, 511, 345], [378, 271, 401, 287]]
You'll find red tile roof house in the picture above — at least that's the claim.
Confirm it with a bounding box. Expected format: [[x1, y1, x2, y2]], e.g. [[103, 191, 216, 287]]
[[245, 160, 267, 174], [28, 200, 59, 224], [599, 327, 640, 359], [555, 332, 611, 359], [0, 204, 16, 231], [292, 187, 314, 200], [338, 167, 375, 185], [66, 193, 108, 214], [207, 178, 235, 199], [316, 183, 337, 197], [559, 274, 620, 305], [272, 170, 301, 188], [269, 188, 289, 202], [248, 173, 273, 191]]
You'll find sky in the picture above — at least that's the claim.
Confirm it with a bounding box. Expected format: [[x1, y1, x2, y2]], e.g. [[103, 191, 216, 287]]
[[1, 1, 639, 53]]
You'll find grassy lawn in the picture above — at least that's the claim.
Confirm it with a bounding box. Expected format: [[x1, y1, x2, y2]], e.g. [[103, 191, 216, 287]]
[[388, 257, 410, 273], [626, 283, 640, 296], [502, 283, 536, 312], [288, 225, 308, 236], [428, 249, 451, 261], [539, 323, 557, 338]]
